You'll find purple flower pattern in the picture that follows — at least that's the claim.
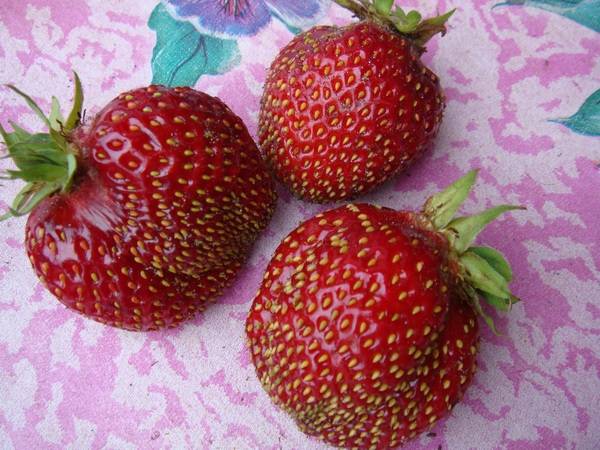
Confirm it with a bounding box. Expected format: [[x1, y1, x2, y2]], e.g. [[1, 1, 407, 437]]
[[163, 0, 327, 38]]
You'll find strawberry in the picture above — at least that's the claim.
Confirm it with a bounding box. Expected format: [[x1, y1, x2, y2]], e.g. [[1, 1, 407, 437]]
[[1, 74, 276, 331], [258, 0, 455, 202], [246, 171, 522, 448]]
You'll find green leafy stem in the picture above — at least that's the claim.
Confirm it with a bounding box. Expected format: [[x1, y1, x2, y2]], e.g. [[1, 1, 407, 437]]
[[332, 0, 455, 47], [423, 170, 525, 333], [0, 74, 83, 220]]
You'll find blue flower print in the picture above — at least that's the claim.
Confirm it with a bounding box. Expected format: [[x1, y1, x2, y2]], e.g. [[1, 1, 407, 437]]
[[149, 0, 327, 87], [163, 0, 327, 37]]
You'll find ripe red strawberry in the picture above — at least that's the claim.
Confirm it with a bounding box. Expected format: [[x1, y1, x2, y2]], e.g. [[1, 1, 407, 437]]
[[1, 75, 276, 331], [258, 0, 455, 202], [246, 171, 522, 448]]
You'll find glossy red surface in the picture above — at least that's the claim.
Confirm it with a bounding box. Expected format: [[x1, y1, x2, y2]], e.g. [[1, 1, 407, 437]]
[[258, 22, 445, 202], [25, 86, 277, 331], [246, 204, 478, 448]]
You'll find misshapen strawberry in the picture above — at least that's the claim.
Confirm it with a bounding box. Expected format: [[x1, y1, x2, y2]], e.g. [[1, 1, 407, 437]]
[[246, 171, 522, 448], [1, 75, 276, 331], [259, 0, 454, 202]]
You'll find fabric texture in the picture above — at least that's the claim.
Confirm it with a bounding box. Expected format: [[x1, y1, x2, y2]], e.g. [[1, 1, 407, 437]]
[[0, 1, 598, 449]]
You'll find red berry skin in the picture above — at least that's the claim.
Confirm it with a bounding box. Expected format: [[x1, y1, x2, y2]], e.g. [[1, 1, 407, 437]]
[[258, 22, 445, 202], [25, 86, 276, 331], [246, 204, 478, 448]]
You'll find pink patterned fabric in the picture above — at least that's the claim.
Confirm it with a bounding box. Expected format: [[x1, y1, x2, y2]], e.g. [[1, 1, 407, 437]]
[[0, 1, 599, 449]]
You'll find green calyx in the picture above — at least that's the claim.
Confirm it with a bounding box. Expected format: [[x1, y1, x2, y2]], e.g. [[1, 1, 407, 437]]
[[423, 170, 525, 333], [0, 72, 83, 220], [332, 0, 455, 48]]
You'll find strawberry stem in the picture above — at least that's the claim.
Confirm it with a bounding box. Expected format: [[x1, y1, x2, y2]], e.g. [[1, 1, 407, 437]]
[[422, 171, 524, 332], [0, 72, 83, 220], [331, 0, 455, 47], [447, 205, 525, 254], [331, 0, 367, 17], [424, 170, 478, 229]]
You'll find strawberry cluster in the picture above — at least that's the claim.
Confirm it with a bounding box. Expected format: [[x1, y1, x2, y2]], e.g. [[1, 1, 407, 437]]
[[1, 0, 521, 448]]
